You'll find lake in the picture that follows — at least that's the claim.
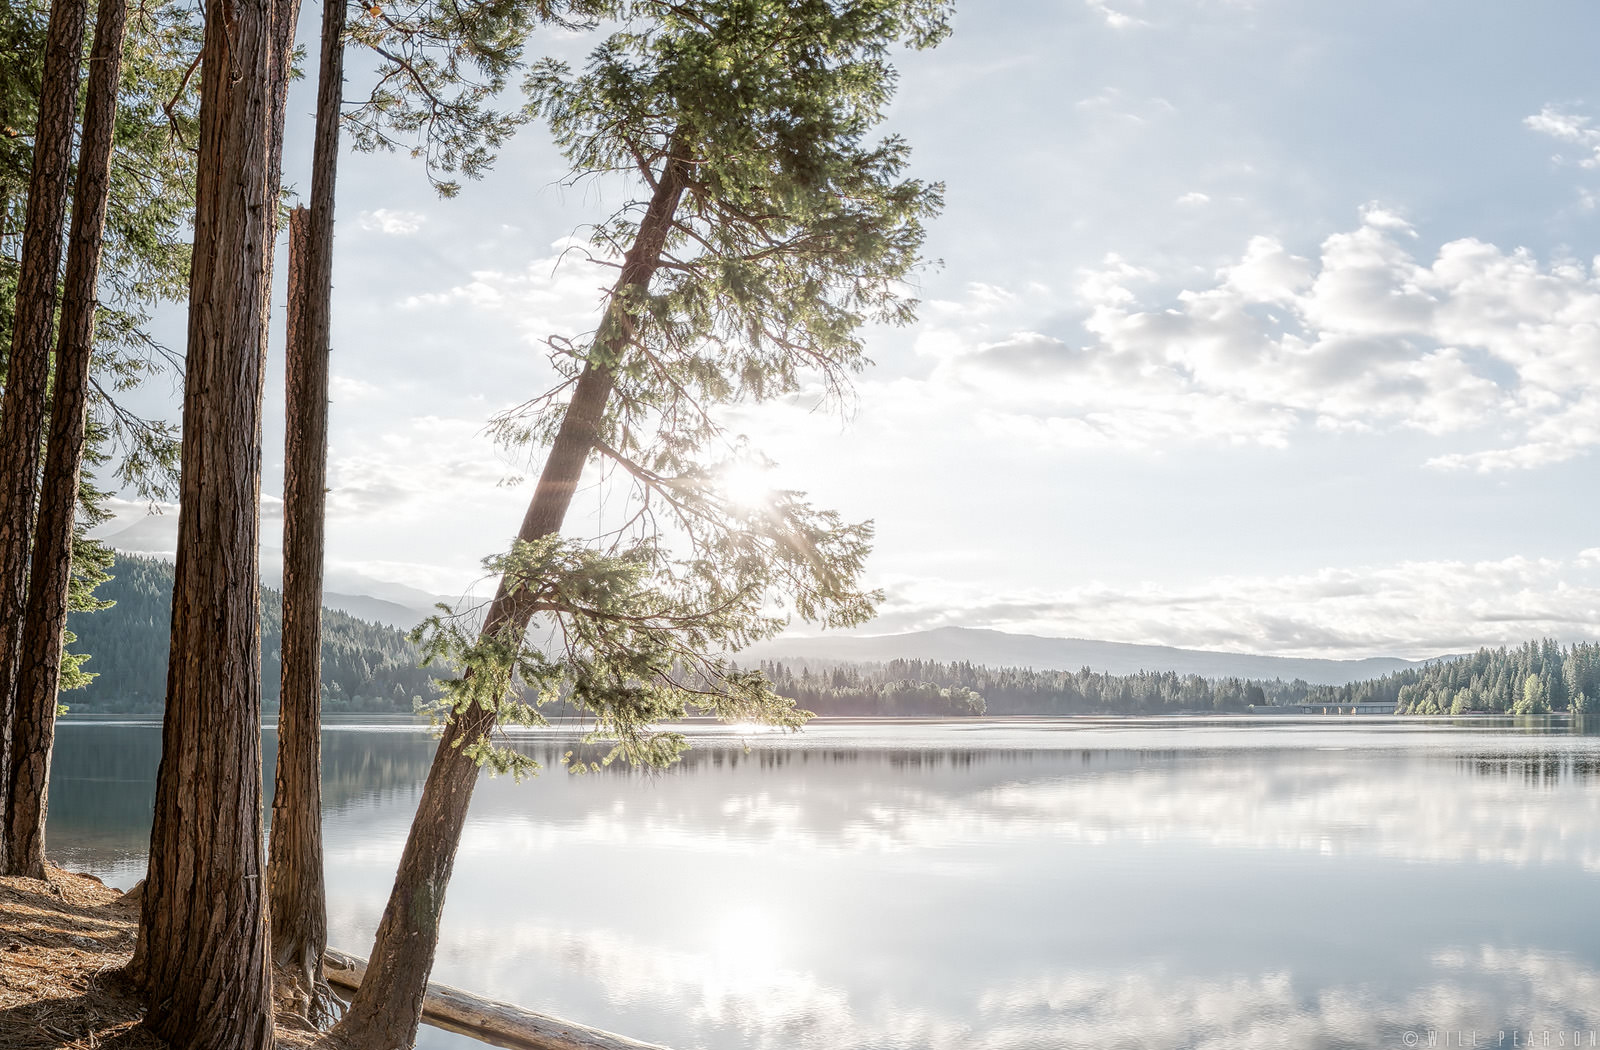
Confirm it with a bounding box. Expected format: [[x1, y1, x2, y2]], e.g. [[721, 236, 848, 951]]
[[43, 716, 1600, 1049]]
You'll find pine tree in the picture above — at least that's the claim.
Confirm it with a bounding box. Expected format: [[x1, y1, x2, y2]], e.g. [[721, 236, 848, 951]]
[[329, 3, 949, 1047], [131, 0, 301, 1042], [270, 205, 334, 1022], [3, 0, 130, 879], [0, 0, 89, 874], [0, 0, 202, 873]]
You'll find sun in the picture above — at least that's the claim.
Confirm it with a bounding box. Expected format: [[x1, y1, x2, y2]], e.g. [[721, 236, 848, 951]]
[[717, 463, 773, 510]]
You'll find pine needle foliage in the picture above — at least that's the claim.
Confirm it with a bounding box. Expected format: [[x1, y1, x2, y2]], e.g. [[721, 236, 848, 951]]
[[343, 0, 616, 195], [419, 0, 949, 774], [0, 0, 202, 501]]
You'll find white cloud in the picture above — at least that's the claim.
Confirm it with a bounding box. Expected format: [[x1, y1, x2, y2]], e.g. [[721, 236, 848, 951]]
[[356, 208, 426, 235], [398, 237, 613, 350], [1176, 190, 1211, 206], [1526, 104, 1600, 168], [1084, 0, 1147, 29], [913, 206, 1600, 469], [1074, 88, 1177, 124], [330, 374, 382, 401], [1082, 0, 1262, 31], [325, 415, 514, 519], [856, 550, 1600, 658]]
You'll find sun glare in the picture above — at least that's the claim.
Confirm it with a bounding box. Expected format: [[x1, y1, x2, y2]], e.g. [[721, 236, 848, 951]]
[[717, 464, 773, 510], [708, 906, 784, 982]]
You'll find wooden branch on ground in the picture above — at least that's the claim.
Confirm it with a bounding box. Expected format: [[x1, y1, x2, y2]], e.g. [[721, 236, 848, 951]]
[[322, 947, 671, 1050]]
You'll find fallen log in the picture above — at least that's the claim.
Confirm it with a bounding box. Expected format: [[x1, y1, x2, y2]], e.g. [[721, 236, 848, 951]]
[[322, 947, 670, 1050]]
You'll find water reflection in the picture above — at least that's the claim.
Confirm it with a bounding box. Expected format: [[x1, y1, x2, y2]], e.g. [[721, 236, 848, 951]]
[[43, 718, 1600, 1049]]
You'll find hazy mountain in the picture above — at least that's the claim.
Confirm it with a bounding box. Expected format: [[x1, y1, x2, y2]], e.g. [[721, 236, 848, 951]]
[[322, 592, 432, 631], [88, 520, 1436, 687], [95, 517, 442, 630], [95, 512, 180, 557], [739, 626, 1435, 686]]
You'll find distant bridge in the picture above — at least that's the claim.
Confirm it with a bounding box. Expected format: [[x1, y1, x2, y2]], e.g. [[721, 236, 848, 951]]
[[1259, 701, 1399, 716]]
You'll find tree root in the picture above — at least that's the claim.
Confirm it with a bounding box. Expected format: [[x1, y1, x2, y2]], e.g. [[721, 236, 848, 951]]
[[275, 957, 345, 1032]]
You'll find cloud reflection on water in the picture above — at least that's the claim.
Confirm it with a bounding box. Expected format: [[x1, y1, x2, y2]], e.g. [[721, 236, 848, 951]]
[[385, 905, 1600, 1050], [46, 721, 1600, 1050]]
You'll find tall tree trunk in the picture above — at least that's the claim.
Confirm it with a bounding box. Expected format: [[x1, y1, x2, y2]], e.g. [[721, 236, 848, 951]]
[[0, 0, 89, 876], [328, 142, 691, 1050], [132, 0, 299, 1042], [269, 0, 345, 1015], [4, 0, 130, 881], [268, 218, 331, 1024]]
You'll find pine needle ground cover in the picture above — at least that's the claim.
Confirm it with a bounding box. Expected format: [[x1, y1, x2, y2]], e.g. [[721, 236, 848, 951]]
[[0, 869, 318, 1049]]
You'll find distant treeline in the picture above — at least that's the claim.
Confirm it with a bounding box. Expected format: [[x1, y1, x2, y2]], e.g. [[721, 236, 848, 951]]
[[760, 659, 1283, 715], [67, 555, 439, 713], [762, 641, 1600, 717], [67, 560, 1600, 719], [1301, 639, 1600, 715]]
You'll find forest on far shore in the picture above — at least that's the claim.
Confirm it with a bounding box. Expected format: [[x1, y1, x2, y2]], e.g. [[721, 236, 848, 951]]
[[66, 555, 440, 713], [70, 557, 1600, 719]]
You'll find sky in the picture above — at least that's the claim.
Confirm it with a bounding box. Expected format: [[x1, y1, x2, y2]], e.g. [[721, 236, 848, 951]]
[[94, 0, 1600, 659]]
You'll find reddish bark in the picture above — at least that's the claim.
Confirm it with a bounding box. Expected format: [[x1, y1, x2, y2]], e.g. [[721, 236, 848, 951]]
[[0, 0, 89, 874], [269, 208, 331, 1020], [132, 0, 301, 1043], [4, 0, 131, 880]]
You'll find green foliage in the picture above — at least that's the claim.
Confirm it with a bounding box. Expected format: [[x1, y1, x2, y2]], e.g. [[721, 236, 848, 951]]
[[418, 534, 816, 777], [1337, 639, 1600, 716], [424, 0, 949, 774], [760, 659, 1276, 716], [65, 554, 443, 712], [511, 0, 947, 455], [1516, 673, 1550, 715], [0, 0, 199, 501], [0, 0, 48, 257], [343, 0, 614, 195], [756, 643, 1600, 717], [56, 439, 116, 701]]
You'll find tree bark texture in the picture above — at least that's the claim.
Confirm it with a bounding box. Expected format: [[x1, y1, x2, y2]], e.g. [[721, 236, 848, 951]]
[[329, 142, 692, 1050], [4, 0, 130, 880], [268, 0, 342, 1010], [132, 0, 299, 1043], [0, 0, 89, 875], [268, 208, 331, 1020]]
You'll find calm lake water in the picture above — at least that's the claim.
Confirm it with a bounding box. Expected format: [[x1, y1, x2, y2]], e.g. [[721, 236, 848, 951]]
[[43, 716, 1600, 1049]]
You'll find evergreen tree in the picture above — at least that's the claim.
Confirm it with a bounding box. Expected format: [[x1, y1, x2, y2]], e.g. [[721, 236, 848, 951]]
[[132, 0, 300, 1041], [62, 553, 439, 711], [271, 207, 335, 1021], [4, 0, 130, 879], [331, 3, 949, 1046], [0, 0, 90, 875], [1517, 673, 1550, 715], [0, 0, 199, 876]]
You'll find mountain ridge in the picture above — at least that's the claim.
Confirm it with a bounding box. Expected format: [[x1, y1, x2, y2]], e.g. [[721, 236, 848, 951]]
[[739, 626, 1442, 686]]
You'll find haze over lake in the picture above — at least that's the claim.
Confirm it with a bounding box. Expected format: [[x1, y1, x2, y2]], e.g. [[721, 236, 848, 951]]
[[47, 716, 1600, 1049]]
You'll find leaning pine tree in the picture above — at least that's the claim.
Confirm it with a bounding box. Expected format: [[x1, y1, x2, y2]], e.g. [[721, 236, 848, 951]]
[[327, 3, 949, 1047]]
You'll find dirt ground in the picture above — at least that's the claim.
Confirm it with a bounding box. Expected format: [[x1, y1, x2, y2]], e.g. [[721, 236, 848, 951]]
[[0, 868, 320, 1050]]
